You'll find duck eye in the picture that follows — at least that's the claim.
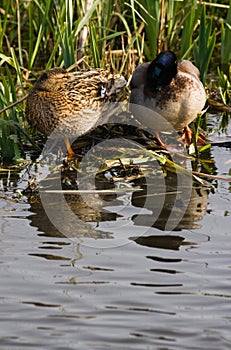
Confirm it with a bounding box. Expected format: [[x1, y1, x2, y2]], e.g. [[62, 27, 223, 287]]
[[101, 85, 107, 97]]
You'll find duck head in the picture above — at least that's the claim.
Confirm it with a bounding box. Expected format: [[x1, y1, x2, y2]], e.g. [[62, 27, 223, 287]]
[[33, 67, 67, 92], [146, 50, 177, 92]]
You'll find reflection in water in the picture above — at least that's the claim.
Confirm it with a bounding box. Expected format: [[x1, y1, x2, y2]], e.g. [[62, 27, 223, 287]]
[[26, 160, 210, 241], [26, 164, 119, 239], [28, 191, 117, 239], [28, 253, 71, 261], [131, 173, 209, 231], [132, 234, 196, 251]]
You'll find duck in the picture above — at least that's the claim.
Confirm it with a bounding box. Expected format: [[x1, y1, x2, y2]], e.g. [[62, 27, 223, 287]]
[[129, 50, 207, 146], [25, 67, 126, 156]]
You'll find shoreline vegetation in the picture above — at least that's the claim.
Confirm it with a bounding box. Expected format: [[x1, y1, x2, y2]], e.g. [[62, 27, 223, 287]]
[[0, 0, 230, 163]]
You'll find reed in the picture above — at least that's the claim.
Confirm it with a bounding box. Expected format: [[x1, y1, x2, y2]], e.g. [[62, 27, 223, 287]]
[[221, 4, 231, 77], [180, 0, 198, 58], [217, 67, 230, 106], [193, 5, 216, 84], [0, 67, 26, 162]]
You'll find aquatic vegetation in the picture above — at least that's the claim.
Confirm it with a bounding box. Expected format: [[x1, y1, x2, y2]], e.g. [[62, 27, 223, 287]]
[[217, 67, 231, 106], [221, 4, 231, 77], [193, 5, 216, 84], [0, 62, 28, 162]]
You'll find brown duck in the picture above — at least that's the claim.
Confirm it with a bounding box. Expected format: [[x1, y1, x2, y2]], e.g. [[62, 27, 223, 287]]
[[26, 67, 126, 155], [129, 50, 207, 145]]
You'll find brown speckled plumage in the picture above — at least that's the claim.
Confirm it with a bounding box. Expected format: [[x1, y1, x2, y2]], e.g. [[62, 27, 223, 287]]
[[130, 56, 206, 132], [26, 67, 126, 138]]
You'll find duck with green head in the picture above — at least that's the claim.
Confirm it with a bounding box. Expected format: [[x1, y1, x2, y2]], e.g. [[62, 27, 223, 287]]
[[129, 50, 207, 145]]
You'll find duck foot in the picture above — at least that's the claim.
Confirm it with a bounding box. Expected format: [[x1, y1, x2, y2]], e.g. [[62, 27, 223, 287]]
[[64, 137, 76, 159], [153, 132, 168, 148], [179, 126, 206, 146]]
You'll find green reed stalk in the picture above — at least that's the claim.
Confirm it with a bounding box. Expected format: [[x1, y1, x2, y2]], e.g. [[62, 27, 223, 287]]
[[217, 67, 230, 106], [130, 0, 142, 59], [137, 0, 159, 59], [89, 21, 100, 67], [0, 1, 10, 52], [180, 0, 197, 59], [0, 69, 23, 161], [28, 0, 53, 69], [221, 5, 231, 77], [193, 5, 216, 83]]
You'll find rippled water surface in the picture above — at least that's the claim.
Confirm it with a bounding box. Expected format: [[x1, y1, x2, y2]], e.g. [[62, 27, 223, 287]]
[[0, 116, 231, 350]]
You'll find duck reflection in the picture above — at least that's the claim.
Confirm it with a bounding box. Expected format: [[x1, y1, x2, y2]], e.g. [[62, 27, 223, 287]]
[[26, 167, 119, 239], [131, 172, 209, 231], [129, 171, 209, 251], [26, 161, 210, 241], [132, 235, 193, 251]]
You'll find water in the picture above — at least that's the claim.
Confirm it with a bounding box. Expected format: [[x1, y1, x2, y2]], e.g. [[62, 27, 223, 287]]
[[0, 115, 231, 349]]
